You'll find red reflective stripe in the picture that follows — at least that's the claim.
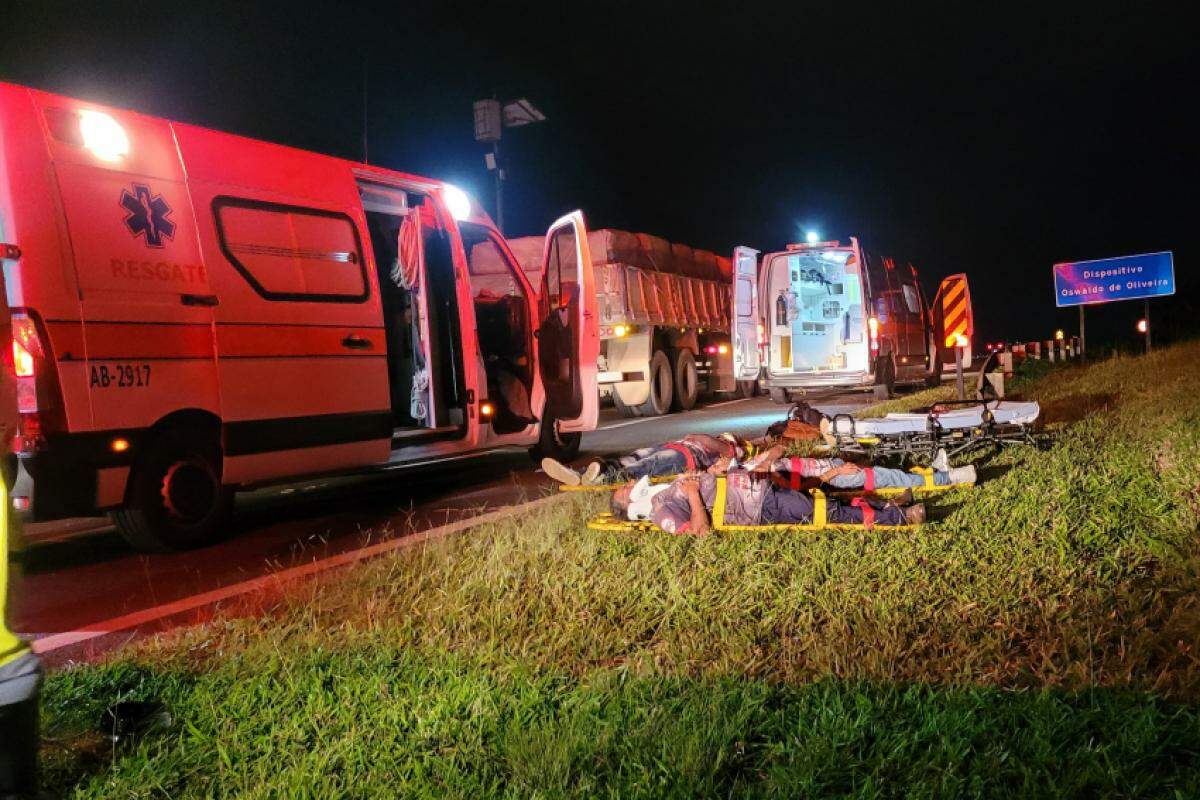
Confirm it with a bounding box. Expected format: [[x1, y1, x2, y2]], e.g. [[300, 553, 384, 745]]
[[663, 443, 697, 471], [864, 467, 875, 492], [851, 497, 875, 529]]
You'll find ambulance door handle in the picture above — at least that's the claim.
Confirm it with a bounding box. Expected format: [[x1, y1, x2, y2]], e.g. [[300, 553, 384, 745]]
[[181, 293, 220, 307], [341, 334, 372, 350]]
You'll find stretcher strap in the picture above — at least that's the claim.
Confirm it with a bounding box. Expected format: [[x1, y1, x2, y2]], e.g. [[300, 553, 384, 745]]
[[663, 443, 697, 471], [910, 466, 936, 489], [713, 477, 728, 527], [850, 497, 875, 530], [863, 467, 875, 492]]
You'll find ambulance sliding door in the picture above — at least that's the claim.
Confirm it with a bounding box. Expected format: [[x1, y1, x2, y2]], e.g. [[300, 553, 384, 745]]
[[536, 211, 598, 434]]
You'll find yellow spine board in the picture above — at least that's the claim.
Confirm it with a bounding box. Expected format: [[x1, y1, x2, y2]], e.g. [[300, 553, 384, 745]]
[[586, 483, 918, 533]]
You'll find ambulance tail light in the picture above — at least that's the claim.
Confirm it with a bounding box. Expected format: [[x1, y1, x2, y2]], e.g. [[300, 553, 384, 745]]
[[868, 317, 880, 354], [7, 310, 63, 455]]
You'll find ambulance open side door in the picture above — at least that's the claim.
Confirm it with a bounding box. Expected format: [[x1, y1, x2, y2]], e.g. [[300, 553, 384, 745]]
[[932, 273, 974, 366], [536, 211, 598, 433], [731, 246, 761, 382]]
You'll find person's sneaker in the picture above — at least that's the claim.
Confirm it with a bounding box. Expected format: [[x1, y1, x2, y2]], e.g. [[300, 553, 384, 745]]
[[932, 448, 950, 472], [947, 465, 977, 485], [902, 503, 927, 525], [541, 457, 581, 486], [581, 461, 604, 485]]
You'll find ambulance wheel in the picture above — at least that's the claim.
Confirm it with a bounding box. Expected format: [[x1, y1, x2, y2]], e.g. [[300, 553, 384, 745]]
[[769, 388, 789, 404], [113, 429, 232, 552], [529, 416, 582, 462], [670, 349, 699, 412], [873, 354, 896, 398], [737, 380, 758, 399], [924, 334, 943, 387]]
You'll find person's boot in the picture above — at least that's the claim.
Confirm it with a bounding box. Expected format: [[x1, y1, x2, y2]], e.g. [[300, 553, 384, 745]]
[[947, 465, 977, 485], [902, 503, 927, 525], [581, 462, 604, 485], [541, 458, 581, 486], [932, 448, 950, 472]]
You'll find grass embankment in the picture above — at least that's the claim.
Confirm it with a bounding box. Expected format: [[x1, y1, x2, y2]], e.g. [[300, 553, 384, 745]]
[[42, 344, 1200, 797]]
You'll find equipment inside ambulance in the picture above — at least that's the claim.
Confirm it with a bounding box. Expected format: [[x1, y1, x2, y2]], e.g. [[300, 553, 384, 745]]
[[731, 238, 972, 400], [0, 82, 598, 551]]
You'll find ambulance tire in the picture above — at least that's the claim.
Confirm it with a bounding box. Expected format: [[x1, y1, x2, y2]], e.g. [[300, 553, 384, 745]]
[[924, 334, 943, 387], [769, 388, 789, 404], [113, 429, 233, 552], [874, 353, 897, 397], [670, 349, 699, 412], [737, 380, 759, 399], [529, 416, 582, 462]]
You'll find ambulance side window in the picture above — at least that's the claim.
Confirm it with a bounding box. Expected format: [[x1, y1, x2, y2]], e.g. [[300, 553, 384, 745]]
[[543, 227, 577, 309], [901, 283, 921, 315], [213, 197, 368, 302]]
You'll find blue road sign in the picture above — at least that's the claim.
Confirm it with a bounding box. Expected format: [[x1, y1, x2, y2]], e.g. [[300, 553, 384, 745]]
[[1053, 251, 1175, 307]]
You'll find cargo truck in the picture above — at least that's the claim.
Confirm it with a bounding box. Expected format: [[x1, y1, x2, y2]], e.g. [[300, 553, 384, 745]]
[[510, 230, 755, 417]]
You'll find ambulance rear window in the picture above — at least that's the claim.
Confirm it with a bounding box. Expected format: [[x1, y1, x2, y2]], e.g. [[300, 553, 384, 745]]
[[214, 197, 368, 303]]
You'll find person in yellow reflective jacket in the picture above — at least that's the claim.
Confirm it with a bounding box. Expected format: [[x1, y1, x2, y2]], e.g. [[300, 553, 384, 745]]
[[2, 404, 41, 795]]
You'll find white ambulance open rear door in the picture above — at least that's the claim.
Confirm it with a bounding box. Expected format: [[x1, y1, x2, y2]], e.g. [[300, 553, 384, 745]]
[[536, 211, 598, 434], [731, 246, 761, 381]]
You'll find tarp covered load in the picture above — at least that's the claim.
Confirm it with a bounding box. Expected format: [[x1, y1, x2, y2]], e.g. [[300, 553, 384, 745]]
[[509, 229, 732, 333]]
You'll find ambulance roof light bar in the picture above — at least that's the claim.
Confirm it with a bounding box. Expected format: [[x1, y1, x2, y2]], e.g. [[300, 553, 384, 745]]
[[786, 240, 841, 250]]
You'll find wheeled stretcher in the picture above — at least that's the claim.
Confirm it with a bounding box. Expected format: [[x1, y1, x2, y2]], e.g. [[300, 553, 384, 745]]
[[588, 483, 919, 533], [826, 400, 1041, 463]]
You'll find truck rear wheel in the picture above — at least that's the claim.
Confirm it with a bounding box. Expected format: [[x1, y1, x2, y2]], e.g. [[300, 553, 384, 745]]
[[670, 349, 699, 412], [769, 388, 789, 404], [112, 429, 232, 552], [613, 350, 673, 417], [737, 380, 758, 399]]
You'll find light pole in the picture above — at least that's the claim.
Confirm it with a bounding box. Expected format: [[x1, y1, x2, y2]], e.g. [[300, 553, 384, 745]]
[[473, 98, 546, 235]]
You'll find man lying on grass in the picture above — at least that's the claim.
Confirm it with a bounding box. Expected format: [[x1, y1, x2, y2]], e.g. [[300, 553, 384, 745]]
[[611, 457, 929, 536], [744, 443, 976, 492], [542, 432, 759, 486], [546, 435, 974, 493]]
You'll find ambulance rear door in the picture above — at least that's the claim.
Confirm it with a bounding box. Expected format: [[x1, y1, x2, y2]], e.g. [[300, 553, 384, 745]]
[[731, 245, 761, 381], [536, 211, 598, 433]]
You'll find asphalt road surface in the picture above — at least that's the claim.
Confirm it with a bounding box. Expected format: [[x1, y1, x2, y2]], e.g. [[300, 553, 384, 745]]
[[11, 389, 874, 648]]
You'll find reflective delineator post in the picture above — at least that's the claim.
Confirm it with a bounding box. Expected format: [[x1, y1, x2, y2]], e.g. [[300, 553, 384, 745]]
[[954, 344, 965, 401]]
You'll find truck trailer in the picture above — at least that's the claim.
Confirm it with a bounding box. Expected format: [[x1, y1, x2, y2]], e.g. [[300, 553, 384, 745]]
[[510, 230, 754, 417]]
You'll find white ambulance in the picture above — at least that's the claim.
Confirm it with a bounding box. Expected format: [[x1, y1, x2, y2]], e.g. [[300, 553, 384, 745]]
[[0, 82, 598, 550]]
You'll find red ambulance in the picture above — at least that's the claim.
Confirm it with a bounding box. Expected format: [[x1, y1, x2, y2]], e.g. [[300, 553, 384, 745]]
[[0, 83, 599, 551]]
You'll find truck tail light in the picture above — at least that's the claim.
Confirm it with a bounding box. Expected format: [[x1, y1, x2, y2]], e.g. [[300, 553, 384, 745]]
[[868, 317, 880, 354], [7, 310, 64, 454]]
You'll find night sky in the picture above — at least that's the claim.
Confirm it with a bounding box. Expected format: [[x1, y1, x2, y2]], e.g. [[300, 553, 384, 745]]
[[2, 1, 1194, 348]]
